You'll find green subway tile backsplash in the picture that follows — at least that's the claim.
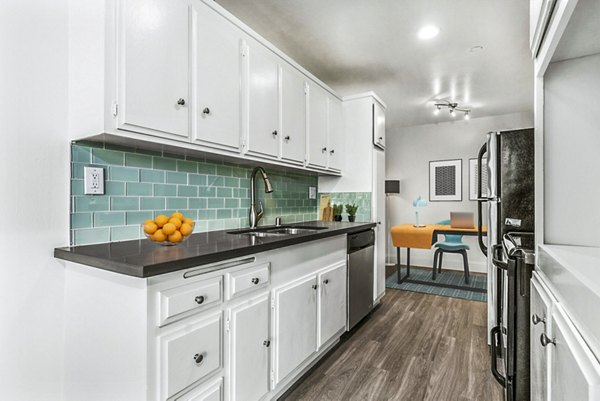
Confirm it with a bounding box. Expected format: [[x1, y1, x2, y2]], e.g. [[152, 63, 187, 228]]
[[70, 142, 320, 245]]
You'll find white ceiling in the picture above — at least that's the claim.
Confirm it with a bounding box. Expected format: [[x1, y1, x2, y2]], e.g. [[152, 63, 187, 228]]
[[215, 0, 534, 131]]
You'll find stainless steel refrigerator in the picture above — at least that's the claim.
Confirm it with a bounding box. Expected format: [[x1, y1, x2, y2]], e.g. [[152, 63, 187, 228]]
[[476, 129, 535, 401]]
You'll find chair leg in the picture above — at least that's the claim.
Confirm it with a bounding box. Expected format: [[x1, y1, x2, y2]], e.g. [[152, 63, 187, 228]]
[[461, 250, 470, 284], [438, 251, 443, 273], [432, 249, 439, 281]]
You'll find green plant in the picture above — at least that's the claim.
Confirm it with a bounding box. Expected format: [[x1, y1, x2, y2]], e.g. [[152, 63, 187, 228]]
[[333, 204, 344, 215], [345, 203, 359, 216]]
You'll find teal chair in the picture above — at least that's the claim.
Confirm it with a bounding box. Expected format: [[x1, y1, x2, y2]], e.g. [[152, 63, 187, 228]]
[[432, 219, 470, 284]]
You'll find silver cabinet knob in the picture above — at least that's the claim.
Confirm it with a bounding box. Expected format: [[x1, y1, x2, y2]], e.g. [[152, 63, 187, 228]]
[[321, 147, 327, 153], [540, 333, 556, 347], [532, 314, 545, 325], [193, 353, 204, 364], [378, 136, 383, 141], [323, 279, 329, 285], [202, 107, 210, 115], [177, 98, 186, 106], [272, 130, 278, 137], [330, 149, 335, 155], [194, 295, 205, 305], [251, 277, 260, 285], [312, 284, 318, 290], [284, 136, 290, 141], [263, 340, 270, 347]]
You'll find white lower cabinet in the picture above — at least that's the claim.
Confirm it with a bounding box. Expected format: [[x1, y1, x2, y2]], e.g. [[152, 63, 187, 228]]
[[272, 275, 318, 387], [317, 263, 347, 348], [531, 271, 600, 401], [64, 235, 348, 401], [228, 293, 270, 401]]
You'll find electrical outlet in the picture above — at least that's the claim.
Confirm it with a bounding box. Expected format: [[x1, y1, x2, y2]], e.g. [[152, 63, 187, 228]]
[[84, 166, 105, 195], [308, 186, 317, 199]]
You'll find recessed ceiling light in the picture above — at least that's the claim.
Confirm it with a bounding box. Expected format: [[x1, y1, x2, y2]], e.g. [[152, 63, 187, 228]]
[[418, 25, 440, 40]]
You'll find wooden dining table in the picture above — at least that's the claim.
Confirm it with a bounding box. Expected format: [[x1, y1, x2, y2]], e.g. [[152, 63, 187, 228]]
[[389, 224, 487, 286]]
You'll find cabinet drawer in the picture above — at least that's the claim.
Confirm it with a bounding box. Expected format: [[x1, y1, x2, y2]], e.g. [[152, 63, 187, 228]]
[[226, 263, 270, 299], [175, 377, 222, 401], [159, 276, 222, 326], [161, 313, 222, 400]]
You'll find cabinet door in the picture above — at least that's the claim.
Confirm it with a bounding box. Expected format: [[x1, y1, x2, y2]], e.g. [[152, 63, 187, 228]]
[[281, 66, 307, 165], [373, 149, 386, 301], [327, 96, 343, 172], [118, 0, 190, 140], [531, 275, 552, 401], [317, 263, 347, 348], [549, 305, 600, 401], [192, 3, 241, 151], [228, 293, 270, 401], [272, 275, 318, 386], [373, 101, 385, 149], [307, 83, 329, 169], [246, 41, 280, 158]]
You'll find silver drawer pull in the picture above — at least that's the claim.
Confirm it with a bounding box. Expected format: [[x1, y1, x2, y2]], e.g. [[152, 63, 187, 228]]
[[193, 353, 204, 364], [251, 277, 260, 285], [540, 333, 556, 347], [194, 295, 205, 305], [532, 314, 545, 325]]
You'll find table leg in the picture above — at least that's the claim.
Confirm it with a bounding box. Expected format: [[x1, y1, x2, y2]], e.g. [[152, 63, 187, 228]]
[[396, 247, 411, 284], [407, 248, 411, 276]]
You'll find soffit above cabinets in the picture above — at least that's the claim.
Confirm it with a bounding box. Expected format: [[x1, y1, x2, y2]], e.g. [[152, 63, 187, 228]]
[[215, 0, 534, 130], [551, 0, 600, 63]]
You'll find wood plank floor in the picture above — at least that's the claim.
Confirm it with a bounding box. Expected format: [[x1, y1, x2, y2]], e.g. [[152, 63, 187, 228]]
[[281, 284, 504, 401]]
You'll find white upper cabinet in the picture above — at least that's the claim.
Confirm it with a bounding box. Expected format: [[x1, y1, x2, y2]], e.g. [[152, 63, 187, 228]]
[[117, 0, 191, 140], [307, 83, 329, 169], [245, 39, 280, 159], [192, 3, 242, 151], [327, 96, 344, 171], [373, 101, 385, 149], [280, 65, 307, 165], [530, 0, 557, 58]]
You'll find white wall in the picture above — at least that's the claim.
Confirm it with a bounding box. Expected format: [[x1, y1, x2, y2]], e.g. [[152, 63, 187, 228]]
[[386, 111, 533, 273], [0, 1, 69, 400], [0, 1, 105, 400]]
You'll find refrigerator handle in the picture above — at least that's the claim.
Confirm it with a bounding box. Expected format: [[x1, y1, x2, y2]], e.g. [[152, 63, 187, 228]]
[[477, 142, 488, 256]]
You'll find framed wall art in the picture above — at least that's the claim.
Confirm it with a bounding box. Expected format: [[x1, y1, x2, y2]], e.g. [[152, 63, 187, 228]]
[[429, 159, 462, 201]]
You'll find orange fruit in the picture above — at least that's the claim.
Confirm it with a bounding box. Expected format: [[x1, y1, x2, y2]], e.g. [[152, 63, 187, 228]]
[[180, 223, 193, 236], [169, 217, 182, 229], [162, 222, 176, 235], [155, 215, 169, 227], [171, 212, 184, 220], [143, 221, 158, 235], [144, 219, 155, 226], [151, 229, 167, 242], [183, 218, 194, 226], [168, 230, 183, 243]]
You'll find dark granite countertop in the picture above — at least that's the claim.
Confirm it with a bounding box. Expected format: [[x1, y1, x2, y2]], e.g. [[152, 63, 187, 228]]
[[54, 221, 376, 278]]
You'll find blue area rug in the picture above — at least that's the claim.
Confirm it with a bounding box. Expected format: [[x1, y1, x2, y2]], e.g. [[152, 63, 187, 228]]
[[386, 266, 487, 302]]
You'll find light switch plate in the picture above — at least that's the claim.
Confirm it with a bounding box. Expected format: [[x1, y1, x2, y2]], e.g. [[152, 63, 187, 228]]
[[84, 166, 105, 195], [308, 186, 317, 199]]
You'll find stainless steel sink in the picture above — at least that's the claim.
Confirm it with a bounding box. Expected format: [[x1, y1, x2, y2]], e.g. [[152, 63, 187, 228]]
[[228, 225, 328, 237]]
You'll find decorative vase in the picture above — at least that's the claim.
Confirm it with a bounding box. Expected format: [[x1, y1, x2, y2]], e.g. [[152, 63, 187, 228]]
[[348, 215, 356, 222], [334, 215, 342, 222]]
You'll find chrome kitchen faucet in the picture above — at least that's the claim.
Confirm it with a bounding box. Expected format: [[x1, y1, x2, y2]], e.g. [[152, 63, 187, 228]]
[[249, 166, 273, 228]]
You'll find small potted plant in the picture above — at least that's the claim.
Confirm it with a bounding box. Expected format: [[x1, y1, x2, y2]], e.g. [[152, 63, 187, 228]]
[[333, 204, 344, 222], [345, 203, 359, 222]]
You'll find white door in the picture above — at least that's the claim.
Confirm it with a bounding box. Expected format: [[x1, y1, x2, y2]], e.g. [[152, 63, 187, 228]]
[[327, 96, 344, 172], [531, 275, 552, 401], [118, 0, 191, 140], [549, 304, 600, 401], [373, 101, 386, 149], [280, 65, 306, 165], [228, 293, 270, 401], [307, 83, 329, 169], [192, 2, 241, 151], [317, 263, 347, 348], [272, 275, 318, 387], [373, 148, 386, 301], [246, 40, 280, 159]]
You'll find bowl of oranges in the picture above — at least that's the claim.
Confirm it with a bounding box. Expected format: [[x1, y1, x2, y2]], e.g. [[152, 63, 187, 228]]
[[143, 212, 195, 245]]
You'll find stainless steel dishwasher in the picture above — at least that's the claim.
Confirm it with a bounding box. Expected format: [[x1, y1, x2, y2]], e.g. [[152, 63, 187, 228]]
[[347, 229, 375, 330]]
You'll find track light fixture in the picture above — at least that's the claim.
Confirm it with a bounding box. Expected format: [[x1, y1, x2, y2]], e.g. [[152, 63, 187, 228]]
[[433, 100, 471, 119]]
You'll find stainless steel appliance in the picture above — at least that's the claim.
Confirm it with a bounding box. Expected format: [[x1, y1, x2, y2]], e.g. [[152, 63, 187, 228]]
[[476, 129, 535, 401], [347, 229, 375, 330]]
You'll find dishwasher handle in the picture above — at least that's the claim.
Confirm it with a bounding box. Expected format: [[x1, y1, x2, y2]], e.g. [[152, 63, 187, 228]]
[[348, 229, 375, 253]]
